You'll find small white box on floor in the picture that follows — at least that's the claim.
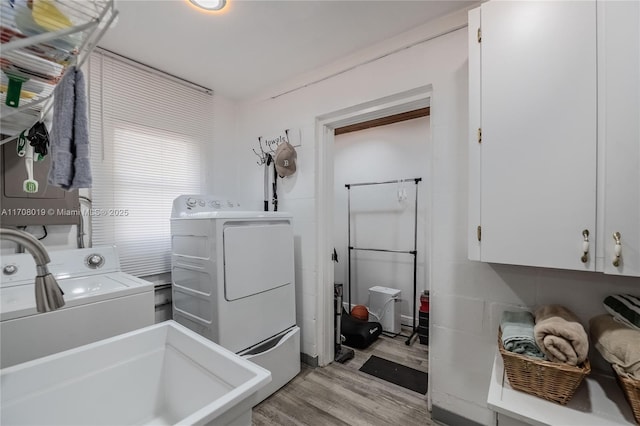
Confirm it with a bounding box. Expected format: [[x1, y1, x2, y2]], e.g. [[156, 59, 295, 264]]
[[368, 286, 401, 333]]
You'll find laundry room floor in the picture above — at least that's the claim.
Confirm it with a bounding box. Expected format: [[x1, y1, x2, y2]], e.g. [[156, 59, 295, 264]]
[[252, 329, 431, 426]]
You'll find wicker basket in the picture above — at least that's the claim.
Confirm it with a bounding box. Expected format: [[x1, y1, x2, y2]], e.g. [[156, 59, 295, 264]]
[[613, 365, 640, 424], [498, 328, 591, 405]]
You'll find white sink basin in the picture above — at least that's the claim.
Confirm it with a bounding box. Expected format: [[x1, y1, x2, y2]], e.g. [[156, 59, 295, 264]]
[[0, 321, 271, 425]]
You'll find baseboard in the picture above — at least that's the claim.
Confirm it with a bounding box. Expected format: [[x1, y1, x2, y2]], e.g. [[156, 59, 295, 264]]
[[300, 352, 318, 367], [401, 313, 417, 326], [432, 405, 483, 426]]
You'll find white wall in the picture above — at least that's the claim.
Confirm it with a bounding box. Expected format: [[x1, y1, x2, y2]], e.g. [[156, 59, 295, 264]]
[[208, 94, 238, 194], [211, 10, 470, 365], [211, 9, 640, 425], [333, 118, 430, 322]]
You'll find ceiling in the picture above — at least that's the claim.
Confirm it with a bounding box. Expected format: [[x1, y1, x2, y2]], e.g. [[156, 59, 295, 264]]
[[98, 1, 473, 100]]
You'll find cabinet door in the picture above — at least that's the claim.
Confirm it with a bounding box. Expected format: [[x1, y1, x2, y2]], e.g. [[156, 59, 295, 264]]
[[599, 1, 640, 277], [479, 1, 597, 270]]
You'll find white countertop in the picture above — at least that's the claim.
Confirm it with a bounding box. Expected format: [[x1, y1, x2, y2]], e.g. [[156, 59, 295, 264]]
[[487, 350, 636, 425]]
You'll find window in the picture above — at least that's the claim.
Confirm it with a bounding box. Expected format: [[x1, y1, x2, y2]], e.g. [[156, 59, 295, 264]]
[[87, 50, 213, 276]]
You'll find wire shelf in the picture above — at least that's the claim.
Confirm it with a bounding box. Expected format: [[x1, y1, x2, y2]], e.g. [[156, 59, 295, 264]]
[[1, 0, 117, 142]]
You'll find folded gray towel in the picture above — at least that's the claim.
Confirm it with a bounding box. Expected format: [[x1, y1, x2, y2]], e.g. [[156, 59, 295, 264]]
[[500, 310, 546, 359], [69, 67, 91, 189], [47, 66, 92, 190], [48, 66, 76, 189]]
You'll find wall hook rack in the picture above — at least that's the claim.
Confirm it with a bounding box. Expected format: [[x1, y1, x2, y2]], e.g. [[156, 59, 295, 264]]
[[252, 129, 295, 166]]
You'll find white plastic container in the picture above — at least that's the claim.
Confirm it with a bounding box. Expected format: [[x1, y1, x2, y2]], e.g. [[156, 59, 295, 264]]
[[369, 286, 402, 333]]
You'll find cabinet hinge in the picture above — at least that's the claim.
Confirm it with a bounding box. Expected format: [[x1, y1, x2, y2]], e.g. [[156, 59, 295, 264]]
[[477, 225, 482, 242], [477, 128, 482, 144], [477, 28, 482, 43]]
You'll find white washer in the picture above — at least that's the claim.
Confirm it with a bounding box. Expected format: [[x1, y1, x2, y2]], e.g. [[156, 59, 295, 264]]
[[170, 195, 300, 404], [0, 246, 155, 368]]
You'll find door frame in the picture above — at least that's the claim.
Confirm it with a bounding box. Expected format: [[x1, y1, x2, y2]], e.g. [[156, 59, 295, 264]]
[[314, 85, 433, 372]]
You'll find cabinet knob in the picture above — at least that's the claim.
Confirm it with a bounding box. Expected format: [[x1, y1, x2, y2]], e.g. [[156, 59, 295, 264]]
[[612, 232, 622, 267], [581, 229, 590, 263]]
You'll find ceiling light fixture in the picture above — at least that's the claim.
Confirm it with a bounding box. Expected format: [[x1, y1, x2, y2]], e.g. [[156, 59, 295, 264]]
[[188, 0, 227, 12]]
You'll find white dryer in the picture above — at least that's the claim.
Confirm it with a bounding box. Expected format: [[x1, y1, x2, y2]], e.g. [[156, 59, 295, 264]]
[[170, 195, 300, 403]]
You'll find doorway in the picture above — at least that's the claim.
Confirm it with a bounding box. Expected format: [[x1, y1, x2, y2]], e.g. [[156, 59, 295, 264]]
[[314, 85, 433, 403], [333, 114, 429, 332]]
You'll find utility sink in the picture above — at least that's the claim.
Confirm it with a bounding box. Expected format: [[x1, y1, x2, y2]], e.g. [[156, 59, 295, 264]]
[[0, 321, 271, 425]]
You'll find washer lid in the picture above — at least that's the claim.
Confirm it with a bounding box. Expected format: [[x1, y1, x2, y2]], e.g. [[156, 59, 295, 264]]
[[0, 272, 153, 322]]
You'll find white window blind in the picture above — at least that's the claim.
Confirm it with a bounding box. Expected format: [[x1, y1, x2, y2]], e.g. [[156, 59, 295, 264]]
[[87, 51, 213, 277]]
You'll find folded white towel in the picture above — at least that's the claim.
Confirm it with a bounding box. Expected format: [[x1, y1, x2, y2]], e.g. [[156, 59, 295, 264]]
[[590, 314, 640, 380]]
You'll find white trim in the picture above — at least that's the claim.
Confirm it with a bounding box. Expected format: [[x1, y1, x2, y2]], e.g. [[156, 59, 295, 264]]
[[269, 26, 462, 100], [316, 86, 432, 129], [314, 122, 335, 368], [315, 87, 433, 380], [250, 5, 475, 103]]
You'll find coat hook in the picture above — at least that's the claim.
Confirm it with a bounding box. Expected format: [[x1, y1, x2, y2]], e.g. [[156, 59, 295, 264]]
[[252, 148, 265, 165], [252, 137, 267, 165]]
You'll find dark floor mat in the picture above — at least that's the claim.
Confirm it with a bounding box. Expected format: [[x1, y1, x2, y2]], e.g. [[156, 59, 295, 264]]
[[359, 355, 428, 394]]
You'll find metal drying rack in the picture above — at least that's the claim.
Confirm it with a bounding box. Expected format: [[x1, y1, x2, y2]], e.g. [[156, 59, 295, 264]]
[[346, 177, 422, 345], [1, 0, 119, 145]]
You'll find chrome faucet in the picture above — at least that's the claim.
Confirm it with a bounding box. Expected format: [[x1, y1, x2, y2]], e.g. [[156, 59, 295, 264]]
[[1, 228, 65, 312]]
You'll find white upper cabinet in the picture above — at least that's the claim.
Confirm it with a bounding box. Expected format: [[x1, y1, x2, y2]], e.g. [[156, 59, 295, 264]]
[[598, 1, 640, 277], [469, 1, 598, 271], [469, 1, 639, 277]]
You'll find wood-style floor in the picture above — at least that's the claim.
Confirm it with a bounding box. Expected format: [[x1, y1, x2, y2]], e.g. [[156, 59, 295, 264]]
[[252, 330, 432, 426]]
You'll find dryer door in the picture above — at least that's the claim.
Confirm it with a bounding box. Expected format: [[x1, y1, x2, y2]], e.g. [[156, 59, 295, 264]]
[[223, 223, 294, 301]]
